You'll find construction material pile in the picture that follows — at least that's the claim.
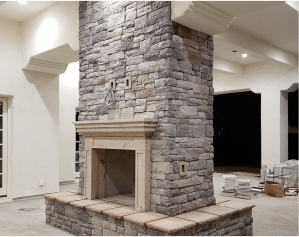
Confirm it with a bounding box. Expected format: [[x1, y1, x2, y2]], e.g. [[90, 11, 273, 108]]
[[236, 179, 251, 197], [222, 175, 252, 199], [222, 175, 237, 194]]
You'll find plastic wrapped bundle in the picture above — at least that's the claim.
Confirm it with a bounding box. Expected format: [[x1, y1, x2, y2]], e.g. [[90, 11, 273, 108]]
[[236, 179, 251, 197], [222, 175, 237, 192]]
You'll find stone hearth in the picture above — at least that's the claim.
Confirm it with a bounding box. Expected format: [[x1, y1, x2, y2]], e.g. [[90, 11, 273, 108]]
[[45, 191, 254, 236]]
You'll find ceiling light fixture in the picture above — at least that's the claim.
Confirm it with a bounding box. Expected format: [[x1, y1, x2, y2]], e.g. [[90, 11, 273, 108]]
[[242, 53, 248, 58], [18, 1, 27, 4]]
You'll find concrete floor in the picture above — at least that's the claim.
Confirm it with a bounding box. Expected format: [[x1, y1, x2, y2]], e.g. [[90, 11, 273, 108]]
[[0, 172, 298, 236], [0, 182, 78, 236]]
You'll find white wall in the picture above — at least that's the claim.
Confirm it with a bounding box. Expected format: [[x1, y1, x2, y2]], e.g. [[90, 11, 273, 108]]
[[0, 16, 59, 198], [0, 1, 80, 198], [21, 1, 79, 68], [59, 62, 79, 183], [214, 62, 298, 169]]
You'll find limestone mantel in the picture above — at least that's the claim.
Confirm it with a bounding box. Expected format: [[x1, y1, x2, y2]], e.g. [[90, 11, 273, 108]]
[[74, 119, 158, 211]]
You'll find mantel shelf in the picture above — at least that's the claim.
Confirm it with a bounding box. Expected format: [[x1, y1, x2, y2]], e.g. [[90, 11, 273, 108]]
[[74, 119, 158, 138]]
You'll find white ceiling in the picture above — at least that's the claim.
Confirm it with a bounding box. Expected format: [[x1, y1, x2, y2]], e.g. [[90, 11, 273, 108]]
[[213, 39, 261, 65], [0, 1, 297, 67], [0, 1, 56, 21], [209, 1, 298, 66], [208, 1, 281, 16], [231, 2, 298, 55]]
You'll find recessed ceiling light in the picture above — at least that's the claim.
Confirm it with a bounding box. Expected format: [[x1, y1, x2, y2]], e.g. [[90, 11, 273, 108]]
[[242, 53, 248, 58], [18, 1, 27, 4]]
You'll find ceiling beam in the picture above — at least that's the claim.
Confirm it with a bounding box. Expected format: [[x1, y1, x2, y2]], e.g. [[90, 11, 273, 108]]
[[215, 27, 298, 69], [213, 57, 244, 77]]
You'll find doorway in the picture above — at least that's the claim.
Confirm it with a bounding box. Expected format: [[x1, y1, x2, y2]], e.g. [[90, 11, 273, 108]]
[[288, 90, 298, 160], [0, 98, 7, 197], [213, 92, 261, 173]]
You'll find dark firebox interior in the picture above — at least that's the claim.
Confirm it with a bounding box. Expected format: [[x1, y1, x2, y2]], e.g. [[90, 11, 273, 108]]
[[213, 91, 261, 171], [288, 89, 298, 160]]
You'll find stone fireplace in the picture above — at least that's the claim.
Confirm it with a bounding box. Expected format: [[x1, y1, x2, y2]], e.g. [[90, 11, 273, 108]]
[[44, 2, 254, 236], [76, 1, 216, 216], [74, 119, 158, 211]]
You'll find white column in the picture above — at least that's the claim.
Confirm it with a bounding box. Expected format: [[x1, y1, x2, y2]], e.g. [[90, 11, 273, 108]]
[[261, 89, 288, 169]]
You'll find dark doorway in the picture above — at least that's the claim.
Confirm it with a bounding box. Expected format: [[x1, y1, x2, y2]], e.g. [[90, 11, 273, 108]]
[[288, 90, 298, 160], [213, 91, 261, 172]]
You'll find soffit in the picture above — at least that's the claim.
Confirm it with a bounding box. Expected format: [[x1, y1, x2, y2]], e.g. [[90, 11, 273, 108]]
[[231, 2, 298, 55]]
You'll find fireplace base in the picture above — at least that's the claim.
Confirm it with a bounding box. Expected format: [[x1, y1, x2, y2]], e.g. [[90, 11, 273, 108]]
[[44, 192, 254, 236]]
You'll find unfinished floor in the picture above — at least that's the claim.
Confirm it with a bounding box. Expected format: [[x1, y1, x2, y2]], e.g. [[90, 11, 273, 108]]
[[0, 173, 298, 236]]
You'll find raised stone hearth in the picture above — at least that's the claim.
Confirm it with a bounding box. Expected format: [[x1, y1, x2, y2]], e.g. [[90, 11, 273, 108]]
[[45, 191, 254, 236]]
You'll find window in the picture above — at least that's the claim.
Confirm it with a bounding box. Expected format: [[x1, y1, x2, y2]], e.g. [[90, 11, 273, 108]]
[[75, 111, 80, 178]]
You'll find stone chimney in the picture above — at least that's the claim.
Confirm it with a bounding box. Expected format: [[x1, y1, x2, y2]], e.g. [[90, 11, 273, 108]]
[[78, 1, 215, 216]]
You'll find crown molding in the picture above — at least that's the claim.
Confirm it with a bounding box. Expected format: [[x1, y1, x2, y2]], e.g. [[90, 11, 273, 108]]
[[171, 1, 235, 36], [22, 43, 78, 76], [24, 57, 68, 75]]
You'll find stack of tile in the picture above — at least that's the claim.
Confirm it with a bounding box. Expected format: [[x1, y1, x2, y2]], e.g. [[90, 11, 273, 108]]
[[236, 179, 251, 197]]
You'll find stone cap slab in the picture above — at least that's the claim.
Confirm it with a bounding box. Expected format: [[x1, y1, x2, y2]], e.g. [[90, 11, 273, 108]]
[[85, 202, 124, 213], [216, 197, 231, 204], [69, 199, 107, 208], [175, 210, 219, 224], [146, 217, 196, 234], [43, 191, 77, 200], [55, 194, 87, 204], [124, 212, 168, 226], [217, 201, 255, 211], [197, 205, 238, 217], [103, 206, 140, 219]]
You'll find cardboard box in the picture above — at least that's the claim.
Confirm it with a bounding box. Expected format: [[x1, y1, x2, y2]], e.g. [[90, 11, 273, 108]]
[[264, 181, 285, 198]]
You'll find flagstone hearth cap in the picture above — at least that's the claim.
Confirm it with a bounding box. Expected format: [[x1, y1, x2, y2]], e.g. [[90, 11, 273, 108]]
[[124, 212, 168, 226], [85, 202, 124, 213], [146, 217, 196, 234], [175, 210, 219, 224], [74, 118, 158, 137], [55, 194, 87, 204], [69, 199, 107, 208], [103, 206, 140, 219], [217, 201, 255, 211], [197, 204, 239, 217], [43, 191, 77, 200]]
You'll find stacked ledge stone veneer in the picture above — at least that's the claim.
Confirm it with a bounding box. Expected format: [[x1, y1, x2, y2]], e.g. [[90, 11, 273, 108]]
[[78, 0, 215, 216], [45, 192, 254, 236], [44, 1, 254, 236]]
